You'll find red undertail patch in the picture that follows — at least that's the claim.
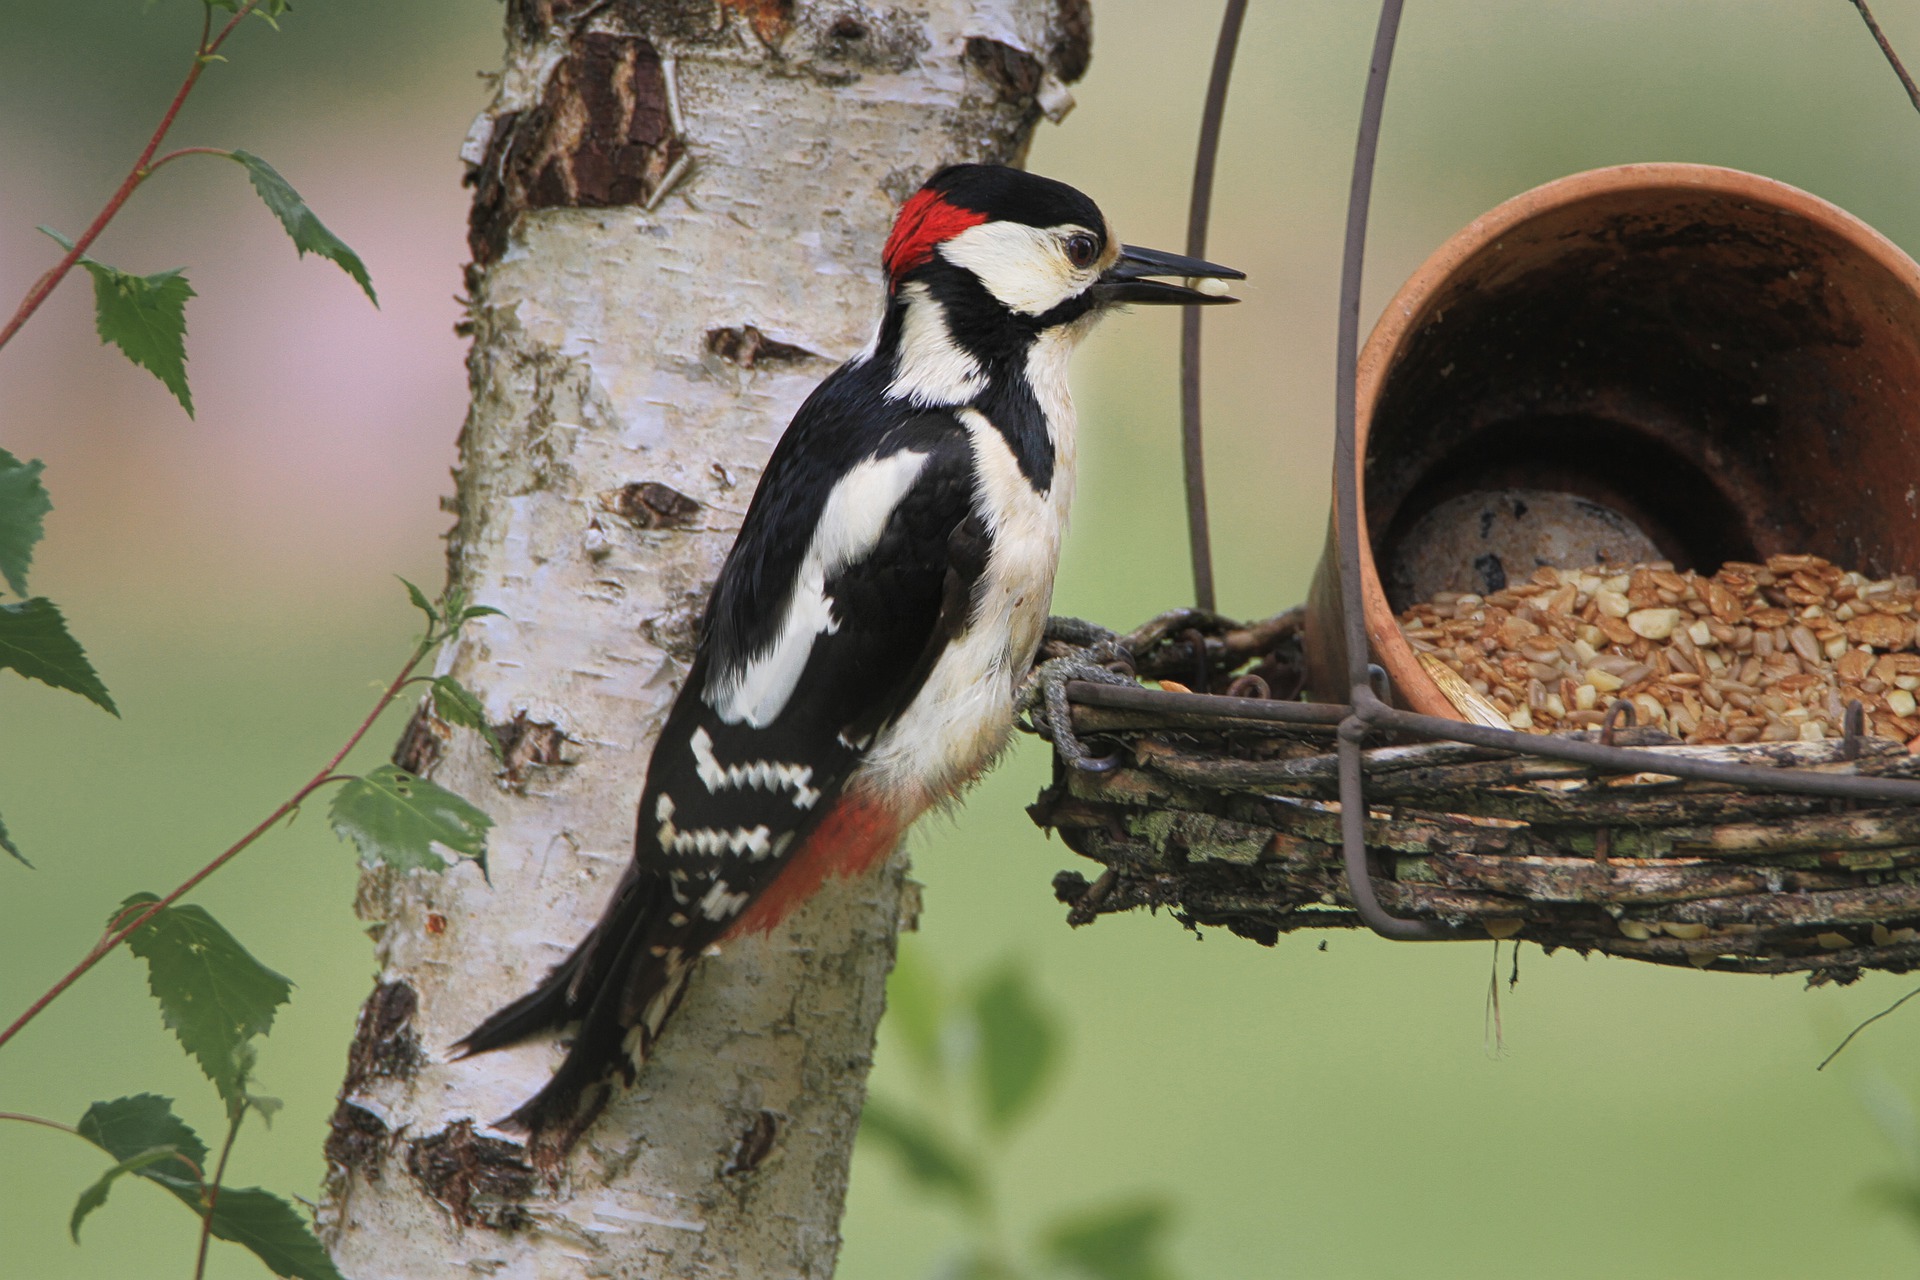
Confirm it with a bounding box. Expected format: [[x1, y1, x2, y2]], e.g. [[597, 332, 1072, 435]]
[[883, 189, 988, 285], [725, 794, 902, 937]]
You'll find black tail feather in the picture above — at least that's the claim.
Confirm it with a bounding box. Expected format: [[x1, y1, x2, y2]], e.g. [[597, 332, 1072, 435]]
[[448, 947, 587, 1059], [453, 866, 705, 1150], [451, 863, 651, 1059]]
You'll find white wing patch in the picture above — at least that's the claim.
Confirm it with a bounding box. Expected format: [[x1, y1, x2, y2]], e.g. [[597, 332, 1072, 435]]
[[888, 281, 986, 406], [690, 726, 821, 808], [707, 448, 933, 727]]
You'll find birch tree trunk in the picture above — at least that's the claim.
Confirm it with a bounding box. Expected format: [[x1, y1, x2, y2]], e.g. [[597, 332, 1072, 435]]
[[317, 1, 1087, 1275]]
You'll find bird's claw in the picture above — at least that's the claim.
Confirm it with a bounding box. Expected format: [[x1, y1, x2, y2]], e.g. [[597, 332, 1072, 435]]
[[1019, 653, 1136, 773]]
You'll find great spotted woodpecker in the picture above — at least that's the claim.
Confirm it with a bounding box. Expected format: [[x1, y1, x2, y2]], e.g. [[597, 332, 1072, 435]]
[[455, 164, 1242, 1144]]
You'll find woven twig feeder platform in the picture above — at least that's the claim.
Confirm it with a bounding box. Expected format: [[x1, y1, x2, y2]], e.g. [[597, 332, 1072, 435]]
[[1026, 611, 1920, 984]]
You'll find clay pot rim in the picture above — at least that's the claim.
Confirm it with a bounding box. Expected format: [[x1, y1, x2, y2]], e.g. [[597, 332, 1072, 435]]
[[1352, 162, 1920, 722]]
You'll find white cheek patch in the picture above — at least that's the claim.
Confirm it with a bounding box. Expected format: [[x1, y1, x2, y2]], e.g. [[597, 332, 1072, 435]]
[[938, 221, 1091, 316], [707, 448, 933, 727], [888, 282, 986, 406]]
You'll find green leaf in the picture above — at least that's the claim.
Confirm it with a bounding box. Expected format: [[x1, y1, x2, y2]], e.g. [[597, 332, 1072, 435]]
[[399, 576, 438, 628], [0, 597, 116, 714], [231, 151, 376, 305], [205, 1187, 345, 1280], [0, 447, 52, 597], [858, 1098, 983, 1213], [70, 1145, 183, 1241], [431, 676, 504, 760], [885, 940, 945, 1082], [76, 1095, 207, 1196], [973, 965, 1057, 1132], [79, 258, 196, 416], [73, 1097, 339, 1279], [1042, 1199, 1177, 1280], [0, 808, 27, 867], [328, 764, 491, 874], [115, 893, 293, 1110], [43, 223, 195, 414]]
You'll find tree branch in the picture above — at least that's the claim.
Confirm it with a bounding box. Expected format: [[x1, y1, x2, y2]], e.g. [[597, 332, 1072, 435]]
[[0, 0, 264, 353]]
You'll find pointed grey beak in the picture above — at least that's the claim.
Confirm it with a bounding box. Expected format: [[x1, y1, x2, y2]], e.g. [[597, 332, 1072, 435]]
[[1094, 244, 1245, 305]]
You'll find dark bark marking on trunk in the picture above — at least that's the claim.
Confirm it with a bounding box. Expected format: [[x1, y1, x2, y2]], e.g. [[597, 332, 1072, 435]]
[[499, 712, 572, 785], [392, 704, 449, 776], [341, 981, 428, 1095], [405, 1120, 539, 1231], [802, 6, 928, 79], [325, 1102, 394, 1182], [1051, 0, 1093, 83], [706, 324, 822, 369], [721, 1109, 782, 1177], [719, 0, 795, 46], [324, 982, 427, 1187], [467, 32, 685, 266], [604, 480, 704, 529], [965, 36, 1043, 103]]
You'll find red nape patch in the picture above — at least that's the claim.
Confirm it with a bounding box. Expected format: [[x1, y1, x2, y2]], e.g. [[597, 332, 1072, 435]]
[[724, 795, 903, 938], [882, 189, 988, 284]]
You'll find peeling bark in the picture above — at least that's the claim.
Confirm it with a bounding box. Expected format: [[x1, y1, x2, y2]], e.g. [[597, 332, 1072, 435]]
[[321, 1, 1083, 1275]]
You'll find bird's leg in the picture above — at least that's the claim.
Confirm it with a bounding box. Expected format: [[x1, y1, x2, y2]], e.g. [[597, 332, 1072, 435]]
[[1020, 617, 1136, 773], [1040, 614, 1123, 653]]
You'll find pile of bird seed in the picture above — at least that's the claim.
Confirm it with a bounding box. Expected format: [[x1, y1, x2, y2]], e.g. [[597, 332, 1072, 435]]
[[1396, 555, 1920, 747]]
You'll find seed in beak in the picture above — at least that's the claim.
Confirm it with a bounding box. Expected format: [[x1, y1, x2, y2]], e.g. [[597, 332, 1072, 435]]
[[1190, 277, 1231, 297]]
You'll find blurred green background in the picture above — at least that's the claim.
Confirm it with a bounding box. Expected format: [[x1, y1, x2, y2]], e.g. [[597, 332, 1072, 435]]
[[8, 1, 1920, 1276]]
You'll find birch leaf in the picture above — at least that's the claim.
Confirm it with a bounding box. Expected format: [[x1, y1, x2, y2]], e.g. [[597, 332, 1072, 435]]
[[0, 447, 51, 597], [233, 151, 376, 304], [205, 1187, 346, 1280], [0, 597, 116, 714], [328, 765, 491, 873], [115, 893, 293, 1110]]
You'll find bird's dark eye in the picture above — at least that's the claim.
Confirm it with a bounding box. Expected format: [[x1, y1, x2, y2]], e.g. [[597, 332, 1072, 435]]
[[1064, 233, 1099, 268]]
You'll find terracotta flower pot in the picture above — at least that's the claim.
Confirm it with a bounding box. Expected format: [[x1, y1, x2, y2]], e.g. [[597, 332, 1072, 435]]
[[1303, 162, 1920, 715]]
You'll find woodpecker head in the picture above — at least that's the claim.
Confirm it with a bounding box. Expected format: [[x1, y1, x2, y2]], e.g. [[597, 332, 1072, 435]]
[[875, 165, 1243, 396]]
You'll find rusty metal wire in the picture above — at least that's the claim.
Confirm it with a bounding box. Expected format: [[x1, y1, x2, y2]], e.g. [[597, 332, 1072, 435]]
[[1852, 0, 1920, 116], [1329, 0, 1464, 940], [1059, 0, 1920, 950], [1179, 0, 1248, 613]]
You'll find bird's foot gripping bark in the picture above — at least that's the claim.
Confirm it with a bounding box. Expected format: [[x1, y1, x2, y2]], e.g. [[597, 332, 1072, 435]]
[[1020, 617, 1138, 773]]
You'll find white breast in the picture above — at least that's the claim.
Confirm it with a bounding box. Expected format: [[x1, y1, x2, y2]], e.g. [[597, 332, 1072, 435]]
[[858, 331, 1080, 815]]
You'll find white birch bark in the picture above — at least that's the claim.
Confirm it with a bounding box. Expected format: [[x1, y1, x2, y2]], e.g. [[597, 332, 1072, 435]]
[[318, 2, 1086, 1276]]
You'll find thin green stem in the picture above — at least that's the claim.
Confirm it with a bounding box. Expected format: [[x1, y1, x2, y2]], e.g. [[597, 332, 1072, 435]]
[[192, 1108, 244, 1280], [0, 638, 434, 1053], [145, 147, 236, 177], [0, 1110, 208, 1182], [0, 0, 264, 354], [0, 1110, 78, 1136]]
